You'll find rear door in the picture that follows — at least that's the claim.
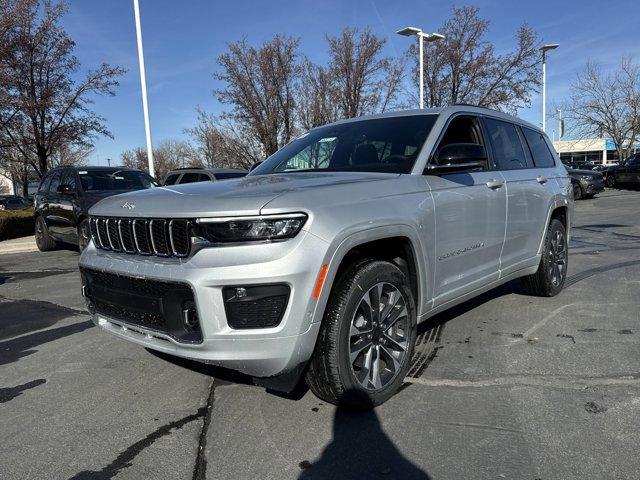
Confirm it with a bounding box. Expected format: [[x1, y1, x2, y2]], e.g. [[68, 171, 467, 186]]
[[426, 114, 507, 305], [482, 117, 550, 275]]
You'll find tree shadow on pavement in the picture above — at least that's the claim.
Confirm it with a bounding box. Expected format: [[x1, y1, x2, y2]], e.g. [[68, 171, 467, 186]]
[[299, 402, 431, 480]]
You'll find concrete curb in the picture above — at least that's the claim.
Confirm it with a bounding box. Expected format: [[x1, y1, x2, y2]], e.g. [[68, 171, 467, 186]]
[[0, 235, 38, 255]]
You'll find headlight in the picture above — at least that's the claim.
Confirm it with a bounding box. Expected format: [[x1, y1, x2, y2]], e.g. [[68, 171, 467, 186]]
[[580, 175, 593, 181], [195, 213, 307, 243]]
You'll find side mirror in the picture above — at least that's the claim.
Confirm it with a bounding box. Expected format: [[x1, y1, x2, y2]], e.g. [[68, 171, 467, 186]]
[[249, 161, 263, 172], [427, 143, 487, 174], [57, 184, 75, 195]]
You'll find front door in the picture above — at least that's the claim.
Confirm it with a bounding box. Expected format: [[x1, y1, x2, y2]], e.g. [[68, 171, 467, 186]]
[[425, 115, 507, 306]]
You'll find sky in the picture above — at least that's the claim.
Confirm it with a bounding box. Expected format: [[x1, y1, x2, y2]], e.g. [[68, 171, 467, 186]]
[[61, 0, 640, 166]]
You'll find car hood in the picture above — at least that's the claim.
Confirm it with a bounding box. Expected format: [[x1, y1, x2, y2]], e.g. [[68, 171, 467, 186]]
[[88, 172, 396, 218]]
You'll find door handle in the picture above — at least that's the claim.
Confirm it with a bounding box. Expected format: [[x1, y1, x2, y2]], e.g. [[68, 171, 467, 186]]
[[486, 179, 504, 189], [536, 175, 548, 184]]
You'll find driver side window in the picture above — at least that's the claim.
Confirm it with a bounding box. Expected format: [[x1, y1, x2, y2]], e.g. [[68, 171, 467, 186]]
[[434, 115, 488, 171]]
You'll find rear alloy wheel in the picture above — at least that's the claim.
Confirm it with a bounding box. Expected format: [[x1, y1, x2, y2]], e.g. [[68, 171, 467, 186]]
[[35, 216, 58, 252], [78, 219, 91, 252], [522, 219, 568, 297], [306, 260, 417, 409]]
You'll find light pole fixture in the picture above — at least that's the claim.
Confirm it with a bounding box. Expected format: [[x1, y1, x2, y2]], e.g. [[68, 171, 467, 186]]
[[540, 43, 559, 133], [397, 27, 445, 109], [133, 0, 155, 177]]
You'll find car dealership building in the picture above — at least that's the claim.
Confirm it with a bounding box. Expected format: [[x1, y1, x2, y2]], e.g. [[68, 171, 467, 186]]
[[553, 138, 639, 166]]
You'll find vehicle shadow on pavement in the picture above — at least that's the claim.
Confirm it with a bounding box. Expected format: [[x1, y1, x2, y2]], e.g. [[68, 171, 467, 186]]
[[298, 405, 431, 479]]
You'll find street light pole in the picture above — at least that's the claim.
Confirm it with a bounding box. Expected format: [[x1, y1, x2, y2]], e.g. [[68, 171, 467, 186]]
[[540, 43, 559, 133], [397, 27, 445, 109], [133, 0, 155, 177]]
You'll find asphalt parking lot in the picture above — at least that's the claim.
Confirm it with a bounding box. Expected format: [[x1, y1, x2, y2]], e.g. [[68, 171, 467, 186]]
[[1, 188, 639, 480]]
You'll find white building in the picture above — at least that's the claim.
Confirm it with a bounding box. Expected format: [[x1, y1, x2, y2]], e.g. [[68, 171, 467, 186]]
[[553, 138, 639, 166], [0, 169, 14, 195]]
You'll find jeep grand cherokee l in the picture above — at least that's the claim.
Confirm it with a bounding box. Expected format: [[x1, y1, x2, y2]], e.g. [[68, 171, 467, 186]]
[[79, 106, 572, 408]]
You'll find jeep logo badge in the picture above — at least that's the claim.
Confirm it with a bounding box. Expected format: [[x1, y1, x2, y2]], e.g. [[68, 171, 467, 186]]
[[121, 201, 135, 210]]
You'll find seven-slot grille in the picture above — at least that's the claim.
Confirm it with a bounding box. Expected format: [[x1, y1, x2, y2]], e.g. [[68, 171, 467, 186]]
[[90, 217, 191, 257]]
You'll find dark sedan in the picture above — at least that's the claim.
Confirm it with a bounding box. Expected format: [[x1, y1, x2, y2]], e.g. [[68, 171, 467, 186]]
[[567, 168, 605, 200], [34, 166, 158, 252]]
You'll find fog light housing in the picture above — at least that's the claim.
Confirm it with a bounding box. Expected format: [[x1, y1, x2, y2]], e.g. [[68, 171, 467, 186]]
[[182, 300, 199, 331], [222, 284, 290, 329]]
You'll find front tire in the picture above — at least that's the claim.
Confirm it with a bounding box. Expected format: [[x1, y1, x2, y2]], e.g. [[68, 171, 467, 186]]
[[522, 219, 568, 297], [606, 174, 616, 188], [573, 182, 583, 200], [35, 216, 58, 252], [306, 260, 417, 409]]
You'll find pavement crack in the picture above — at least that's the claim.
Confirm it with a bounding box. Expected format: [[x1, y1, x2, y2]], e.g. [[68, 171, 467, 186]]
[[68, 404, 207, 480], [192, 378, 215, 480]]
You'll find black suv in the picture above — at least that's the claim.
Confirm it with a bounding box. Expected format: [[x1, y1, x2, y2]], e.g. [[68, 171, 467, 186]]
[[34, 166, 158, 252], [605, 153, 640, 188]]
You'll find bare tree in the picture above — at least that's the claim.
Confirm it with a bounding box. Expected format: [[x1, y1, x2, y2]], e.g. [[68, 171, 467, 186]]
[[121, 140, 200, 181], [561, 58, 640, 161], [296, 60, 342, 130], [325, 27, 404, 118], [184, 108, 262, 170], [214, 35, 302, 157], [408, 6, 541, 112], [0, 0, 125, 178]]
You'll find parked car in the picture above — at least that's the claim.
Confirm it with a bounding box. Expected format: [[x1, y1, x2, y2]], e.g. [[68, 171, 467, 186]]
[[0, 195, 31, 210], [34, 166, 159, 252], [605, 153, 640, 188], [567, 168, 605, 199], [163, 168, 247, 186], [79, 106, 573, 408]]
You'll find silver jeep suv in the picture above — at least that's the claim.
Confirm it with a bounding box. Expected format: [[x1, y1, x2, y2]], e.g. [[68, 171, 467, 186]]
[[79, 106, 572, 408]]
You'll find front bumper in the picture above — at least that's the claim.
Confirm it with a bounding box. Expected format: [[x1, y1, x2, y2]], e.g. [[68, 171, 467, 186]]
[[79, 230, 329, 378]]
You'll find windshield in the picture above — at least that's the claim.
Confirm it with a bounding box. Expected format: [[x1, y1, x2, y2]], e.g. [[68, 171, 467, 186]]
[[251, 115, 437, 175], [78, 169, 158, 191]]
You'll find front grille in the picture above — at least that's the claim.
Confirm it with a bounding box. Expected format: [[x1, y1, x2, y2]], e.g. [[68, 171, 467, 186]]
[[81, 267, 202, 343], [90, 216, 192, 257]]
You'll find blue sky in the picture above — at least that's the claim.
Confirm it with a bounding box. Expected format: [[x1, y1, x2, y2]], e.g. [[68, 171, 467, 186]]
[[62, 0, 640, 166]]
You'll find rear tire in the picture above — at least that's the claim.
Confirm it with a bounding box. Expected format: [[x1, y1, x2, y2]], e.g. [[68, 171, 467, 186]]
[[306, 260, 417, 409], [606, 174, 616, 188], [35, 216, 58, 252], [522, 219, 568, 297], [573, 183, 583, 200]]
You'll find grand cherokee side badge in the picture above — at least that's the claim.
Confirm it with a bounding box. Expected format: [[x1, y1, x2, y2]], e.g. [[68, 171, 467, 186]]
[[121, 201, 135, 210], [438, 242, 485, 261]]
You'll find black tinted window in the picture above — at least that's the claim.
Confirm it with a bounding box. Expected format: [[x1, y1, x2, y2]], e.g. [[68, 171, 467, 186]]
[[484, 118, 530, 170], [78, 169, 158, 191], [38, 173, 53, 193], [522, 127, 556, 168], [179, 172, 207, 184], [164, 174, 180, 185], [48, 171, 62, 193], [60, 170, 78, 190], [252, 115, 437, 175], [214, 172, 246, 180]]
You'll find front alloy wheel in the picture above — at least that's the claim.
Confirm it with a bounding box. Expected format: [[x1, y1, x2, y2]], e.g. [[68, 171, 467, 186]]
[[306, 260, 417, 409], [349, 282, 409, 391]]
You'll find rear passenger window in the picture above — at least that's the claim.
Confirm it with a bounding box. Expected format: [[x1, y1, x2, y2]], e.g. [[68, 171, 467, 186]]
[[179, 173, 202, 184], [164, 174, 180, 185], [522, 127, 556, 168], [484, 118, 531, 170], [198, 174, 211, 182]]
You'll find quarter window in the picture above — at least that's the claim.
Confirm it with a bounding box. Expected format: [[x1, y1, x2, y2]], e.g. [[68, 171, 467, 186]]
[[48, 171, 62, 193], [522, 127, 556, 168], [484, 118, 530, 170]]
